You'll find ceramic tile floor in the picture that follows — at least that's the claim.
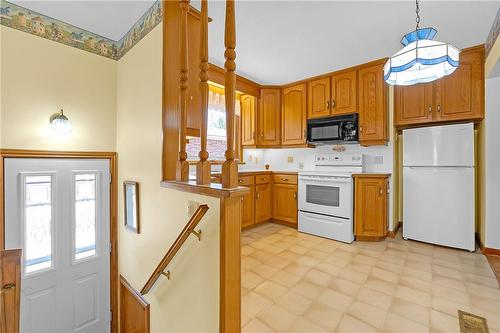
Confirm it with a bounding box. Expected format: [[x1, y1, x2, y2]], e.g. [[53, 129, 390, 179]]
[[241, 223, 500, 333]]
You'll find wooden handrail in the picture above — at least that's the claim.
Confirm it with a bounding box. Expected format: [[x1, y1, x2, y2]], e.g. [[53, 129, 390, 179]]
[[140, 204, 209, 294]]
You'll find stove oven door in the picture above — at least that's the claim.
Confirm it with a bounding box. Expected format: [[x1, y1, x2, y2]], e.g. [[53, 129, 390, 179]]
[[298, 175, 353, 219]]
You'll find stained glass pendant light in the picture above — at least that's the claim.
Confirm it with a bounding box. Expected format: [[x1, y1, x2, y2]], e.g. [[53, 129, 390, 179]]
[[384, 0, 460, 86]]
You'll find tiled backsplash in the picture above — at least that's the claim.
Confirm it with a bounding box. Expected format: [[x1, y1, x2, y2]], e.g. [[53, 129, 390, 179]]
[[242, 143, 394, 173]]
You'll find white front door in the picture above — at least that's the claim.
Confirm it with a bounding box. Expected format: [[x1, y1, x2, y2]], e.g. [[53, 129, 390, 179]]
[[4, 158, 110, 333]]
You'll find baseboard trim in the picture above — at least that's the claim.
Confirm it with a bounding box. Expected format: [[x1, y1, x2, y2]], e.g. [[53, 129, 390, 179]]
[[270, 219, 297, 229], [387, 221, 402, 238], [475, 234, 500, 256], [482, 247, 500, 256]]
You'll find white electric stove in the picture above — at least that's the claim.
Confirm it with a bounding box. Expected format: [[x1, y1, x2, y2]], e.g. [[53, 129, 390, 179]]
[[298, 153, 364, 243]]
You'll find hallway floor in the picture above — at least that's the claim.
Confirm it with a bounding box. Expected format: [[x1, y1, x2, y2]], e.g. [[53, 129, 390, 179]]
[[241, 223, 500, 333]]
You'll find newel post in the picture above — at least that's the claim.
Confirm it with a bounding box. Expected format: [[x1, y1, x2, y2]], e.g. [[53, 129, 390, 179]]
[[196, 0, 211, 185], [176, 0, 190, 182], [221, 0, 238, 189]]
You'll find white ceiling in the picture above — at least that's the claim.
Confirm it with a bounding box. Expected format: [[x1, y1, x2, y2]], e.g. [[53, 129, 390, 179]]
[[9, 0, 500, 85]]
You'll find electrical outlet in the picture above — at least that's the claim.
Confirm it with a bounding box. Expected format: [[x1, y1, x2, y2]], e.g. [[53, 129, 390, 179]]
[[248, 155, 253, 161], [187, 201, 200, 217], [255, 157, 259, 164], [374, 156, 384, 164], [287, 156, 294, 163], [298, 162, 304, 169]]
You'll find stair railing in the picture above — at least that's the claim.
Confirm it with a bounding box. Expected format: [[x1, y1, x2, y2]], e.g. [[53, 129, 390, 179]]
[[140, 204, 209, 294]]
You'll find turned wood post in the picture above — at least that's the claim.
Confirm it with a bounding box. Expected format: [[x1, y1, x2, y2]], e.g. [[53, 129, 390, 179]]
[[221, 0, 238, 189], [176, 0, 190, 182], [196, 0, 211, 185]]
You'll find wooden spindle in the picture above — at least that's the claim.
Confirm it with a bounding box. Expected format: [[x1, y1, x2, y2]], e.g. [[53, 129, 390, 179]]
[[176, 0, 190, 182], [221, 0, 238, 189], [196, 0, 211, 185]]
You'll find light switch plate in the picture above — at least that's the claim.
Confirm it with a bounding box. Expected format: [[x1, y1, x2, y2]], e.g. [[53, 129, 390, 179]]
[[287, 156, 294, 163]]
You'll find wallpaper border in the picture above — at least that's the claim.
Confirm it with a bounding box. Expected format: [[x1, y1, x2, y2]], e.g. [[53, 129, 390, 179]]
[[0, 0, 162, 60]]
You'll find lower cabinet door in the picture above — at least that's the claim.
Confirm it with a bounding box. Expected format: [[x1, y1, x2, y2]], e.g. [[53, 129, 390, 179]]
[[273, 184, 298, 225], [354, 177, 387, 237], [255, 184, 271, 223], [241, 186, 255, 228]]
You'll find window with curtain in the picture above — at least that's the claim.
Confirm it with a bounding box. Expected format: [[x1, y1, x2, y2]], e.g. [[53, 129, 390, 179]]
[[186, 85, 241, 161]]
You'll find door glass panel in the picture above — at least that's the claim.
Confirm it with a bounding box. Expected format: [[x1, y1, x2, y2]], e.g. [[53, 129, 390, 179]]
[[74, 174, 97, 260], [306, 184, 340, 207], [24, 175, 53, 274]]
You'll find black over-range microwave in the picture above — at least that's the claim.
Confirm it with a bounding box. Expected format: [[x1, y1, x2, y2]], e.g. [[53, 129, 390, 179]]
[[306, 113, 358, 145]]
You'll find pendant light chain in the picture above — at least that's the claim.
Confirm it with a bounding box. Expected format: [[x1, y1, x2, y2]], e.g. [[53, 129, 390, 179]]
[[415, 0, 421, 31]]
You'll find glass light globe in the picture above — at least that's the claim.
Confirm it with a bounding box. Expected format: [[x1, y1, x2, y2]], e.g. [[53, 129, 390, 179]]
[[50, 110, 73, 136], [384, 28, 460, 86]]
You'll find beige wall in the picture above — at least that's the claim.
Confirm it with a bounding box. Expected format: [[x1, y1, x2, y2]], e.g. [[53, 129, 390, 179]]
[[0, 27, 117, 151], [116, 24, 220, 332]]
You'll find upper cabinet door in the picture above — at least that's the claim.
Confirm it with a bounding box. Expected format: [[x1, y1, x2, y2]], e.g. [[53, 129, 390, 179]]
[[241, 95, 256, 146], [307, 77, 331, 119], [435, 47, 484, 122], [258, 88, 281, 146], [358, 64, 388, 145], [282, 84, 307, 145], [394, 83, 434, 126], [332, 70, 357, 115]]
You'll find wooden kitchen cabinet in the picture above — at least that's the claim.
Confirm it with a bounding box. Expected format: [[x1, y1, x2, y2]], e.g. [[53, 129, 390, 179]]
[[255, 183, 272, 223], [358, 63, 388, 146], [307, 77, 331, 119], [272, 174, 298, 226], [394, 83, 434, 126], [354, 174, 389, 240], [394, 46, 484, 127], [435, 46, 484, 122], [331, 70, 357, 115], [241, 186, 255, 228], [241, 94, 257, 146], [258, 88, 281, 146], [282, 84, 307, 145]]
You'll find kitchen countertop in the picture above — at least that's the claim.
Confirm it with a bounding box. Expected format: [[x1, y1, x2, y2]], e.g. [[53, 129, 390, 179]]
[[352, 173, 391, 178], [211, 169, 300, 176]]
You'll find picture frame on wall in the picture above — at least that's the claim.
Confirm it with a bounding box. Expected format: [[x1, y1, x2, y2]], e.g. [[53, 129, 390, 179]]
[[123, 181, 140, 233]]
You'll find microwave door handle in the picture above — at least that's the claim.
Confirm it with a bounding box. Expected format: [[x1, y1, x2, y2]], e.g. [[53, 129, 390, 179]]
[[338, 121, 344, 140]]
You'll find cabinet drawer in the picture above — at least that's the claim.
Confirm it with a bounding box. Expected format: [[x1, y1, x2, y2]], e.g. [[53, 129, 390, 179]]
[[238, 175, 254, 186], [255, 174, 271, 184], [273, 174, 298, 185]]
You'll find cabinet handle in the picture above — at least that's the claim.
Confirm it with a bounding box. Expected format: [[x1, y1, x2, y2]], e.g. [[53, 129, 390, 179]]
[[260, 132, 264, 138], [428, 106, 432, 114], [294, 192, 297, 200], [241, 196, 244, 202], [239, 179, 243, 183], [437, 104, 441, 113], [379, 187, 383, 196], [331, 99, 336, 108], [256, 192, 260, 200], [359, 126, 363, 133], [281, 178, 288, 181], [1, 283, 15, 293], [326, 101, 330, 109]]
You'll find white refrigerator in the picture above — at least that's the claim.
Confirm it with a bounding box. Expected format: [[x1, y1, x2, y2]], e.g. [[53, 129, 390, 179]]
[[403, 123, 475, 251]]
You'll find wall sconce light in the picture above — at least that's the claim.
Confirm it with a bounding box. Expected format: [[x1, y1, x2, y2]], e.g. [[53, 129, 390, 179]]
[[49, 109, 72, 135]]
